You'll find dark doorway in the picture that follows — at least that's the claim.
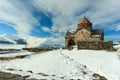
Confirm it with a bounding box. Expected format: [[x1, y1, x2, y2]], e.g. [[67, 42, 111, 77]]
[[68, 39, 75, 47]]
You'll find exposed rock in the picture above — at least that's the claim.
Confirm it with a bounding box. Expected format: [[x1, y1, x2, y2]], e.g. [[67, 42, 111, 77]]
[[0, 72, 38, 80], [26, 70, 33, 73], [0, 72, 24, 80], [93, 73, 107, 80], [37, 73, 49, 76]]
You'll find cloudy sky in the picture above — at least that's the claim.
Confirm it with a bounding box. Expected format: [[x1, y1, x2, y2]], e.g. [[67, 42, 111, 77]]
[[0, 0, 120, 42]]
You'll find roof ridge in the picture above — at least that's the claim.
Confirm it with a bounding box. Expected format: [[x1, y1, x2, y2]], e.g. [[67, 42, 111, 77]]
[[78, 17, 92, 24]]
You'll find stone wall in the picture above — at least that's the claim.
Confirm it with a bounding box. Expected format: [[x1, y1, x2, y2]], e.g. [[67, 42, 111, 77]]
[[77, 41, 113, 50], [75, 29, 91, 43]]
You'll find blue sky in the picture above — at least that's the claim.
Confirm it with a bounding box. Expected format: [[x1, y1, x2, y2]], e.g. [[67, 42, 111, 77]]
[[0, 0, 120, 42]]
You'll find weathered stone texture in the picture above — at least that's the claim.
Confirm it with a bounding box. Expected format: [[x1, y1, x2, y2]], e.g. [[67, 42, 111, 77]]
[[65, 17, 113, 50], [77, 41, 113, 50]]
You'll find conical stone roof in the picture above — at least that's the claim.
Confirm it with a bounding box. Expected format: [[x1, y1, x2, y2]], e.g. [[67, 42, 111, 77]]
[[79, 16, 92, 24]]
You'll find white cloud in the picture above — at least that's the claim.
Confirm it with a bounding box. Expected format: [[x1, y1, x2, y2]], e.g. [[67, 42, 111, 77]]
[[42, 27, 50, 32], [0, 0, 120, 38], [0, 0, 40, 35], [116, 25, 120, 31], [29, 0, 120, 37], [105, 35, 120, 41]]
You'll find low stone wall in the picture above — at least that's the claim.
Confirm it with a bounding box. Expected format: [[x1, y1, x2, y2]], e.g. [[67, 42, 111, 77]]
[[0, 55, 28, 61], [77, 41, 113, 50], [22, 48, 56, 52]]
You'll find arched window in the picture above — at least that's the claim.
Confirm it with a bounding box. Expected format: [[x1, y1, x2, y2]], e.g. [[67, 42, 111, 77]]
[[81, 31, 83, 34]]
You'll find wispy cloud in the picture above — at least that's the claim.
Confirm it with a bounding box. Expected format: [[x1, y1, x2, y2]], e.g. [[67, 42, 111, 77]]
[[0, 0, 40, 35], [0, 0, 120, 41], [116, 25, 120, 31], [42, 26, 50, 32], [30, 0, 120, 36], [105, 35, 120, 42]]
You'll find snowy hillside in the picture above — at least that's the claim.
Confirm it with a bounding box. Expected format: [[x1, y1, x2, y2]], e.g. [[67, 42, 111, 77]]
[[63, 49, 120, 80], [0, 44, 25, 49], [23, 36, 64, 48], [0, 34, 27, 49], [36, 39, 64, 48], [0, 34, 21, 40], [0, 34, 46, 48], [25, 36, 47, 48], [0, 49, 120, 79], [0, 34, 64, 49], [0, 34, 64, 48], [0, 50, 32, 58], [0, 49, 103, 79], [0, 51, 94, 79], [0, 34, 26, 44]]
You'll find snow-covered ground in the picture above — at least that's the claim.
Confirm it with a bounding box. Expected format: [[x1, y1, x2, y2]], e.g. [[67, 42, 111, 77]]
[[63, 49, 120, 80], [0, 44, 26, 49], [0, 50, 32, 57], [0, 34, 20, 44], [0, 49, 97, 80], [0, 48, 120, 80], [114, 44, 120, 53], [113, 44, 120, 50]]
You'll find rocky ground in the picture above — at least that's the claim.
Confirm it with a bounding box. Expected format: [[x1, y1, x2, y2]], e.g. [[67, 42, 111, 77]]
[[0, 72, 37, 80], [0, 72, 107, 80]]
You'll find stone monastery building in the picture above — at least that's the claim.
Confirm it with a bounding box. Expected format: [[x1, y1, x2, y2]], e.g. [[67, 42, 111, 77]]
[[65, 17, 113, 50]]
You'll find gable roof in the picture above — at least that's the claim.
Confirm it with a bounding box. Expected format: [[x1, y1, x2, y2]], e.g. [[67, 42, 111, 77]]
[[78, 16, 92, 24]]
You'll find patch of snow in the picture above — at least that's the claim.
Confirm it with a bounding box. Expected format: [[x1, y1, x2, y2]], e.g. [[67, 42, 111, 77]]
[[113, 44, 120, 50], [0, 44, 25, 49], [0, 34, 22, 44], [37, 39, 63, 48], [68, 29, 76, 33], [0, 50, 32, 57]]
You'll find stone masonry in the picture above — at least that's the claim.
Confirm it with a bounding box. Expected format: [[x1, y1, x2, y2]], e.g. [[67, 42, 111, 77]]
[[65, 16, 113, 50]]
